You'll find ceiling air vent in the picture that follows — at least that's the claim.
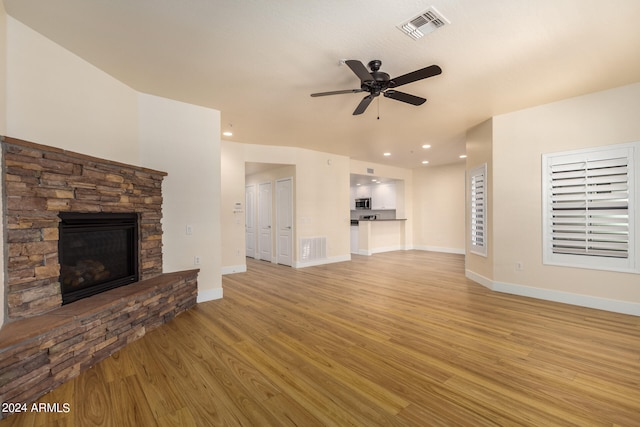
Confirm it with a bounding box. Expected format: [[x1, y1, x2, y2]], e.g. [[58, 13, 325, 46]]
[[398, 7, 449, 40]]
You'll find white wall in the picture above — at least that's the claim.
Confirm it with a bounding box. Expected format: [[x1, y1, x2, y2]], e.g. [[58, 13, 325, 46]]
[[0, 2, 7, 135], [138, 93, 222, 301], [413, 162, 465, 253], [490, 83, 640, 314], [220, 139, 247, 271], [0, 3, 6, 327], [221, 140, 351, 270], [465, 119, 494, 281], [5, 16, 139, 164]]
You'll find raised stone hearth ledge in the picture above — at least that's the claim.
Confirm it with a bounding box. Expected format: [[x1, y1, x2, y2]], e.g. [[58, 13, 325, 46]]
[[0, 269, 198, 416]]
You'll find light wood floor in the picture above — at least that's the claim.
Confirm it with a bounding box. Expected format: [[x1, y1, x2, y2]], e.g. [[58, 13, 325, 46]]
[[2, 251, 640, 426]]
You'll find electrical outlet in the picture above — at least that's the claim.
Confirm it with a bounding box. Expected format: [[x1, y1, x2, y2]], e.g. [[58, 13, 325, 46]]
[[516, 261, 524, 271], [194, 256, 201, 265], [186, 224, 193, 235]]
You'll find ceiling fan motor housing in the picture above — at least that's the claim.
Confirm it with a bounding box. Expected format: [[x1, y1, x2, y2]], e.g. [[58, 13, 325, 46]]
[[363, 60, 391, 95]]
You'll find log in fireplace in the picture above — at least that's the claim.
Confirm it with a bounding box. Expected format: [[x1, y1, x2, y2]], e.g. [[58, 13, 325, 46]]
[[58, 212, 139, 304]]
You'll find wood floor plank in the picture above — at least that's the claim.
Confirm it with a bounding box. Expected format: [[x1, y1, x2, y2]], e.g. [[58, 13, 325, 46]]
[[123, 339, 188, 420], [2, 251, 639, 426], [156, 407, 197, 427], [74, 366, 114, 426], [107, 375, 158, 427]]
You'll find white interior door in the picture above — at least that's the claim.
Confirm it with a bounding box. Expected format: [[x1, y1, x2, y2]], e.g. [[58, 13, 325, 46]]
[[276, 177, 293, 266], [245, 184, 256, 259], [258, 181, 272, 262]]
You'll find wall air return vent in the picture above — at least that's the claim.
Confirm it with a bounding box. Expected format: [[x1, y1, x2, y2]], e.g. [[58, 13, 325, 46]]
[[398, 7, 449, 40]]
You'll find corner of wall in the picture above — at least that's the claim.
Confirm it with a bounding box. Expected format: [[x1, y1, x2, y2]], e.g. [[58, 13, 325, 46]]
[[464, 118, 494, 282], [0, 3, 8, 328]]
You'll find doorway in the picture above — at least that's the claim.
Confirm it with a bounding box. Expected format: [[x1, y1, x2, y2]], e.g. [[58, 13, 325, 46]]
[[258, 181, 272, 262], [245, 163, 295, 268], [245, 184, 256, 259], [276, 177, 293, 267]]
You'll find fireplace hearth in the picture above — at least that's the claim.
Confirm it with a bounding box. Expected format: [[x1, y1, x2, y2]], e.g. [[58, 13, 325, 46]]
[[1, 137, 199, 416], [58, 212, 139, 304]]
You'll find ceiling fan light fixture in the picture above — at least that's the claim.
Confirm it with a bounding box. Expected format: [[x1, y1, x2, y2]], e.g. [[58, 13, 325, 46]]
[[398, 7, 449, 40]]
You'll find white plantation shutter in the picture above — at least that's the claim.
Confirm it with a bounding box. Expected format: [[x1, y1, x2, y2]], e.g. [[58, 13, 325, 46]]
[[543, 143, 638, 272], [469, 164, 487, 256]]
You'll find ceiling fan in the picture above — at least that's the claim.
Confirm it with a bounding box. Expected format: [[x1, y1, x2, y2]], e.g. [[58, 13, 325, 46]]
[[310, 59, 442, 115]]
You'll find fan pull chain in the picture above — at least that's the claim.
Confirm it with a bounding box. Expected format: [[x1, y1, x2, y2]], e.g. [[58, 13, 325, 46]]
[[377, 97, 380, 120]]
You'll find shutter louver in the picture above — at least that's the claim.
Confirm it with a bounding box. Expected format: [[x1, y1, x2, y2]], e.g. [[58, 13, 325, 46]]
[[549, 155, 629, 259], [470, 164, 487, 256]]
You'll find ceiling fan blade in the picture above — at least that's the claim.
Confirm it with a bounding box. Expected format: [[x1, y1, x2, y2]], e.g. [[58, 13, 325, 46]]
[[353, 95, 374, 115], [345, 60, 373, 83], [384, 90, 426, 106], [390, 65, 442, 88], [310, 88, 363, 97]]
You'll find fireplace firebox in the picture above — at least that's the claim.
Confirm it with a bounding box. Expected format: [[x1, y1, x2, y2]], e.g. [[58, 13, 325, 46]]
[[58, 212, 139, 305]]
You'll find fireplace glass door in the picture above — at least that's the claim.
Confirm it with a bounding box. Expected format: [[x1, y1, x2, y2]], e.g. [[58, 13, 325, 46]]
[[58, 212, 139, 304]]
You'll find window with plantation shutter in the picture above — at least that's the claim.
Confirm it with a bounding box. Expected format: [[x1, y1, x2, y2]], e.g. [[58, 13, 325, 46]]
[[469, 164, 487, 256], [542, 142, 638, 273]]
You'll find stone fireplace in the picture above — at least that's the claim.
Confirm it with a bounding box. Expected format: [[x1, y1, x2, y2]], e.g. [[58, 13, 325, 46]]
[[2, 136, 165, 320], [0, 136, 198, 416]]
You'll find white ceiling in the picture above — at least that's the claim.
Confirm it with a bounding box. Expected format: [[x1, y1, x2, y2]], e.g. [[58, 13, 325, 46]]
[[5, 0, 640, 168]]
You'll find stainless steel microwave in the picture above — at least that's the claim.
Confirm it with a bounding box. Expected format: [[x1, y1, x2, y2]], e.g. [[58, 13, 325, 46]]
[[355, 197, 371, 209]]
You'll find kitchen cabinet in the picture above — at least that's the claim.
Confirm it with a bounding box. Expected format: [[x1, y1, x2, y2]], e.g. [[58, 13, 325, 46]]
[[351, 182, 397, 210], [355, 185, 371, 199], [350, 225, 359, 253], [371, 183, 396, 210]]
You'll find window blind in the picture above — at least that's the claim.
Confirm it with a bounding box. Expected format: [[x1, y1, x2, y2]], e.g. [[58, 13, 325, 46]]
[[470, 164, 487, 256], [543, 142, 639, 273], [549, 156, 629, 258]]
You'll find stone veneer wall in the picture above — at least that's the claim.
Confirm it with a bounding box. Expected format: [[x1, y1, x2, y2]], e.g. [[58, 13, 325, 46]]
[[0, 136, 200, 417], [2, 136, 166, 320]]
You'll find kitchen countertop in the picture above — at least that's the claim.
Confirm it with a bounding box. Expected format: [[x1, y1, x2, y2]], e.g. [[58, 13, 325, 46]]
[[351, 218, 407, 225]]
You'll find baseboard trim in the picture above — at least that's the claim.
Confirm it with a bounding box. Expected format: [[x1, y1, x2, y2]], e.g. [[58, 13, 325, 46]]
[[197, 287, 224, 303], [414, 245, 465, 255], [221, 264, 247, 275], [294, 254, 351, 268], [465, 270, 640, 316], [371, 245, 406, 254]]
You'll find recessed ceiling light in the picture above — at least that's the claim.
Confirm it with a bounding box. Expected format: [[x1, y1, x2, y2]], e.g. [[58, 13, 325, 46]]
[[222, 131, 233, 137], [459, 154, 467, 159], [383, 152, 391, 156], [422, 144, 431, 149], [422, 160, 429, 164]]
